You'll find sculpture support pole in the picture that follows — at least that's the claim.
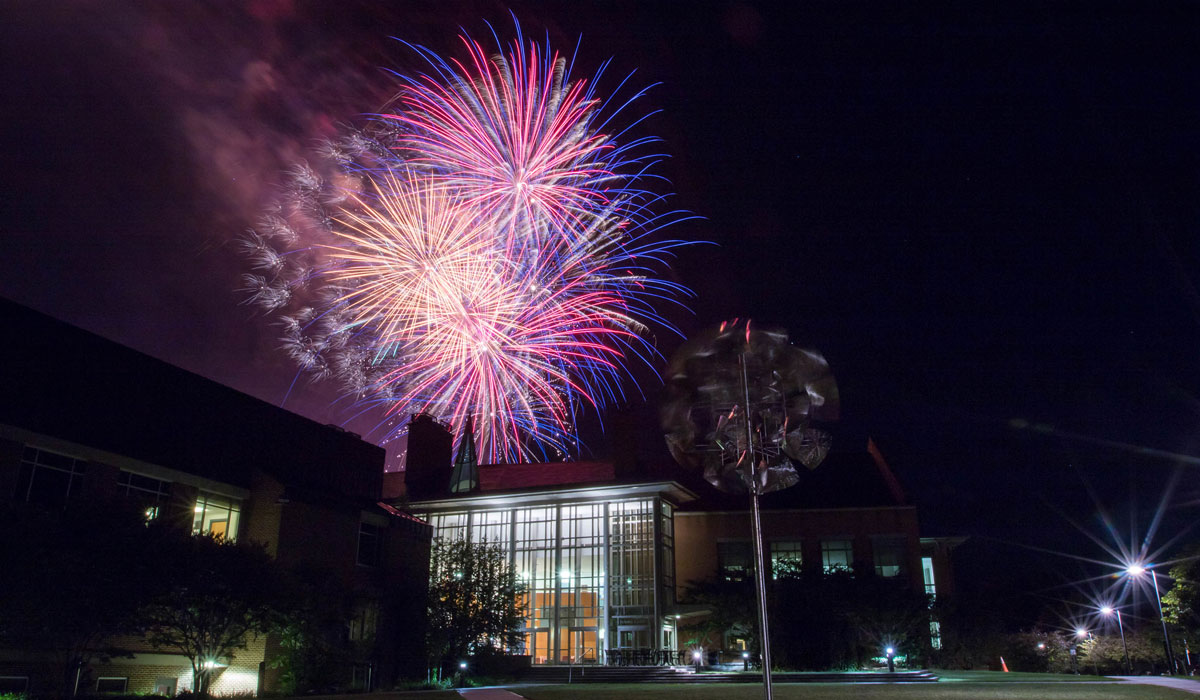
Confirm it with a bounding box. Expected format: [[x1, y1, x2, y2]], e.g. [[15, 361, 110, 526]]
[[742, 354, 773, 700]]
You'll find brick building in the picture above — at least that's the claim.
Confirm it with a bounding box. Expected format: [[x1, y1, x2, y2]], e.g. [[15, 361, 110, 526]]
[[0, 299, 430, 696], [400, 416, 961, 665]]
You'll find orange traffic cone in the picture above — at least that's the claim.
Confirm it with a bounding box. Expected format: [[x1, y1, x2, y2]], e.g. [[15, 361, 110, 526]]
[[1000, 657, 1009, 672]]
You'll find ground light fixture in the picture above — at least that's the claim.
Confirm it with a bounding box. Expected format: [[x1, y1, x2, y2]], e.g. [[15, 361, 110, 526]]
[[1101, 605, 1132, 674], [1125, 562, 1177, 674]]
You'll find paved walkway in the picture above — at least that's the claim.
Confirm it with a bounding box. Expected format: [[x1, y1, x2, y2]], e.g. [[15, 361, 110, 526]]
[[458, 687, 528, 700], [1113, 676, 1200, 695]]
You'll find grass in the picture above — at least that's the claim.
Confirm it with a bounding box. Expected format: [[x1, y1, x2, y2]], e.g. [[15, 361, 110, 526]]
[[511, 682, 1195, 700]]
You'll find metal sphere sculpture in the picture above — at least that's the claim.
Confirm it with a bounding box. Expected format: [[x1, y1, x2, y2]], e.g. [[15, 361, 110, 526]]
[[661, 319, 839, 494]]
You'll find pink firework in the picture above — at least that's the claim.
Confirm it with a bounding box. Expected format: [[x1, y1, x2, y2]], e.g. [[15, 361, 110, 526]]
[[245, 23, 694, 463]]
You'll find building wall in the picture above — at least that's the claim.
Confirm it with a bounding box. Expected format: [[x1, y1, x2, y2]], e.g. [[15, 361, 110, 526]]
[[2, 428, 429, 695], [674, 506, 924, 597]]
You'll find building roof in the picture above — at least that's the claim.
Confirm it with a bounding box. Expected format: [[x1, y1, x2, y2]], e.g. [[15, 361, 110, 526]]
[[0, 297, 385, 502], [405, 434, 910, 514], [477, 460, 616, 491]]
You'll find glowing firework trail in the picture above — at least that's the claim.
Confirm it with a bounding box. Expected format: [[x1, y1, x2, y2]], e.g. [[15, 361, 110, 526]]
[[244, 22, 695, 462]]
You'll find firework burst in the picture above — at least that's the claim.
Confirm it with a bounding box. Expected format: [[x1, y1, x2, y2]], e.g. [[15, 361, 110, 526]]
[[243, 22, 694, 462]]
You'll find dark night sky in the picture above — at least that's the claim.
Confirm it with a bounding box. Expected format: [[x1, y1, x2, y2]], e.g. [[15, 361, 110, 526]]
[[2, 1, 1199, 606]]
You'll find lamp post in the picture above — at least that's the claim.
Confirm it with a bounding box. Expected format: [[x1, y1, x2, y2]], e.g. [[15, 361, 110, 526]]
[[1101, 606, 1131, 674], [1127, 564, 1177, 675], [885, 646, 896, 673]]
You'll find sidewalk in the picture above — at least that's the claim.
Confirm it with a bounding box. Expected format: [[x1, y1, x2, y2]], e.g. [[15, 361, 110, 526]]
[[1114, 676, 1200, 695], [458, 688, 528, 700]]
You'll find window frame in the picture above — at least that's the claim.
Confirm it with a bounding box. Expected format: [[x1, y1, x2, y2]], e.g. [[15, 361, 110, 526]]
[[717, 540, 753, 581], [820, 538, 854, 573], [96, 677, 129, 694]]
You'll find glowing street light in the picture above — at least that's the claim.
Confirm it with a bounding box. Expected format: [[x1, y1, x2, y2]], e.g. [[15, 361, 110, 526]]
[[1100, 605, 1131, 674], [1126, 563, 1177, 675]]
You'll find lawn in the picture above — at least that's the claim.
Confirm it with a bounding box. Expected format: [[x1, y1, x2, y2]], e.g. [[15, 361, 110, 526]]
[[511, 682, 1194, 700]]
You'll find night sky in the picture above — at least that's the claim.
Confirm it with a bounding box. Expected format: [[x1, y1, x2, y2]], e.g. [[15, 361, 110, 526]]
[[3, 1, 1198, 612]]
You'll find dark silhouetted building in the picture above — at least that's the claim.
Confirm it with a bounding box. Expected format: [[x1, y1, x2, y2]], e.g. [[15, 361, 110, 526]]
[[0, 299, 430, 695]]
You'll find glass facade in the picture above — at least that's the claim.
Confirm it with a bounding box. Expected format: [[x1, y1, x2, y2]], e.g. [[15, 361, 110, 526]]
[[426, 497, 669, 664]]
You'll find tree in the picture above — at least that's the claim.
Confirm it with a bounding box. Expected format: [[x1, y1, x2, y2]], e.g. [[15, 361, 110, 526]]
[[0, 502, 176, 696], [682, 564, 932, 671], [679, 575, 756, 656], [268, 564, 356, 696], [771, 565, 931, 670], [1163, 544, 1200, 638], [142, 533, 286, 697], [426, 537, 526, 678]]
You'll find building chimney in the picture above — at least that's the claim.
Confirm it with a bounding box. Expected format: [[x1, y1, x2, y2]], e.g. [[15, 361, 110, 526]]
[[404, 414, 453, 500]]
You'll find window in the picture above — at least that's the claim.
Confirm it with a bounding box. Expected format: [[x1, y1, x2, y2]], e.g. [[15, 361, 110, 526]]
[[821, 539, 853, 573], [717, 541, 753, 581], [929, 619, 942, 650], [0, 677, 29, 694], [192, 493, 241, 540], [350, 663, 373, 691], [921, 556, 937, 597], [872, 536, 907, 578], [770, 540, 803, 579], [16, 446, 86, 506], [96, 677, 128, 694], [357, 522, 381, 567], [348, 601, 379, 641], [118, 470, 172, 520]]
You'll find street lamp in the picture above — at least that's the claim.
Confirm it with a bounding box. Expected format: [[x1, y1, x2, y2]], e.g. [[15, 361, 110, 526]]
[[1126, 563, 1177, 675], [885, 646, 896, 673], [1101, 605, 1132, 674]]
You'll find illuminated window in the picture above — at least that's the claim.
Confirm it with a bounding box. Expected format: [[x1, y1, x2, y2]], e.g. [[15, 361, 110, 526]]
[[16, 446, 86, 506], [872, 535, 907, 578], [921, 556, 937, 597], [821, 539, 853, 573], [192, 493, 241, 541], [357, 522, 381, 567], [717, 541, 753, 581], [770, 540, 803, 579]]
